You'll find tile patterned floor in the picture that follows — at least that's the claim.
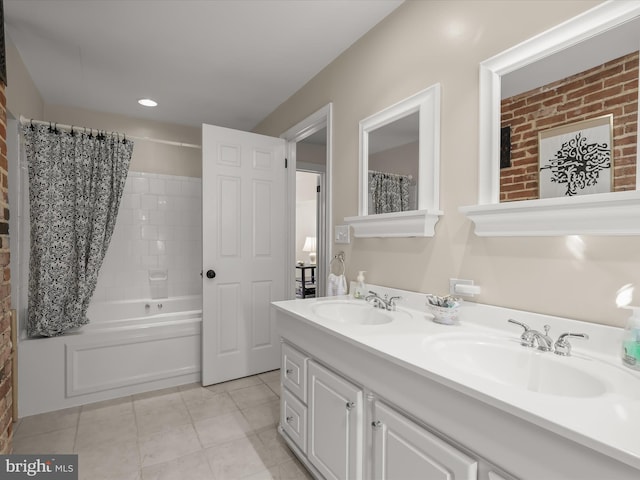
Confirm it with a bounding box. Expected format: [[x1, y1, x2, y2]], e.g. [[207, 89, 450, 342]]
[[13, 370, 313, 480]]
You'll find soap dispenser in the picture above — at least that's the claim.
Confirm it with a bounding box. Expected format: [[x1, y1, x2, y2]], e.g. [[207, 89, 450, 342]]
[[622, 307, 640, 370], [354, 271, 366, 299]]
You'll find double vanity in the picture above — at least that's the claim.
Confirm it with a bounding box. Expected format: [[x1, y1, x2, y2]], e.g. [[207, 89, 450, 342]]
[[272, 285, 640, 480]]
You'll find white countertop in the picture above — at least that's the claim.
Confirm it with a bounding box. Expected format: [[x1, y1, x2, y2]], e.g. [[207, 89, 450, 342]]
[[272, 284, 640, 471]]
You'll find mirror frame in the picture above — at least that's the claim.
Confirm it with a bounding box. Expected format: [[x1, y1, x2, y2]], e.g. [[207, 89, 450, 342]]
[[460, 1, 640, 236], [345, 83, 442, 238]]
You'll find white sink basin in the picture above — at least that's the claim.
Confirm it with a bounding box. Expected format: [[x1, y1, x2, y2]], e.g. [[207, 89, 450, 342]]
[[311, 300, 402, 325], [423, 334, 609, 398]]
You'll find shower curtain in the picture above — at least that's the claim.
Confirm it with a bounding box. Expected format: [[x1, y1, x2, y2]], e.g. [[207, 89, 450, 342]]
[[368, 170, 411, 214], [22, 123, 134, 337]]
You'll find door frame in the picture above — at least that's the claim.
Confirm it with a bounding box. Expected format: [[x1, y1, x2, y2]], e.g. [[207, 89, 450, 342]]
[[281, 104, 333, 299]]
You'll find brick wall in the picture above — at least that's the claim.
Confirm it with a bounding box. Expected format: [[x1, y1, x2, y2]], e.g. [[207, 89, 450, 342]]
[[0, 83, 12, 454], [500, 51, 639, 202]]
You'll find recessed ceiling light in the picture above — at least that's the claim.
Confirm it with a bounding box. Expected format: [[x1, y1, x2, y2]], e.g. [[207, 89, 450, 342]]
[[138, 98, 158, 107]]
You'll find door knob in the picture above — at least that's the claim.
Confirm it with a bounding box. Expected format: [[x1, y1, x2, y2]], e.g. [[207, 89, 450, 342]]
[[206, 269, 216, 279]]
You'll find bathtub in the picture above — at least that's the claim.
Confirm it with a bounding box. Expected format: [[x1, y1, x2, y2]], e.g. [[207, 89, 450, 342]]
[[18, 295, 202, 417]]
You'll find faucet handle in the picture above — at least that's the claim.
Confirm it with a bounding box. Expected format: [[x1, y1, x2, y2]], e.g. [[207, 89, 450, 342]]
[[554, 332, 589, 356], [388, 296, 402, 311], [508, 319, 532, 347], [507, 318, 530, 332]]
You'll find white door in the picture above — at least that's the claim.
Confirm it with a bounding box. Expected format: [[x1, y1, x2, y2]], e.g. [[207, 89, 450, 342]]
[[308, 360, 363, 480], [372, 401, 478, 480], [202, 124, 286, 386]]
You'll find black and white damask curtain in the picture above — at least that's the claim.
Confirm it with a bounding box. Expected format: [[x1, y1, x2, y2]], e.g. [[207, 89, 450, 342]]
[[368, 170, 411, 214], [22, 123, 134, 337]]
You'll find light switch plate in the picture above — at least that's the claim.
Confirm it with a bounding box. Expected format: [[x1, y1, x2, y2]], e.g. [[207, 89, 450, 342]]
[[335, 225, 351, 244]]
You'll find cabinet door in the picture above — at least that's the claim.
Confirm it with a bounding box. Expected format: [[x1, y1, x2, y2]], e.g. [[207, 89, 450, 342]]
[[372, 401, 477, 480], [308, 360, 363, 480]]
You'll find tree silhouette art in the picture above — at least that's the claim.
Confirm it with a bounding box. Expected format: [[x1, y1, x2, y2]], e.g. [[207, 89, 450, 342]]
[[540, 132, 610, 196]]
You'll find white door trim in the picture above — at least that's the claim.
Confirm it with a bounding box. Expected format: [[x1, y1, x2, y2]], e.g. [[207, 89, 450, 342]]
[[281, 104, 333, 299]]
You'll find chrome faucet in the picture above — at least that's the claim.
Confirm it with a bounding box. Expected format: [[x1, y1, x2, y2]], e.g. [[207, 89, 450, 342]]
[[508, 319, 553, 352], [508, 319, 588, 355], [525, 325, 554, 352], [365, 291, 402, 311]]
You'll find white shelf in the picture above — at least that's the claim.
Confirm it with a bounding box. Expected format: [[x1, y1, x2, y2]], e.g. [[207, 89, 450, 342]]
[[460, 191, 640, 236], [344, 209, 442, 238]]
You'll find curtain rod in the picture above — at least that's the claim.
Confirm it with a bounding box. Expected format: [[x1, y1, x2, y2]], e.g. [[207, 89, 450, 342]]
[[19, 115, 202, 150]]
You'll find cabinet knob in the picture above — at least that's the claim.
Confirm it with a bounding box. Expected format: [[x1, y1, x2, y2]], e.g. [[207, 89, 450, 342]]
[[371, 420, 382, 429], [285, 368, 293, 375], [346, 401, 356, 410], [286, 416, 294, 424]]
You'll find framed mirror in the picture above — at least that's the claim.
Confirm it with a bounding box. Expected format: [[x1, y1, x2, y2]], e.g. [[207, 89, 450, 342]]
[[460, 2, 640, 236], [345, 83, 442, 237]]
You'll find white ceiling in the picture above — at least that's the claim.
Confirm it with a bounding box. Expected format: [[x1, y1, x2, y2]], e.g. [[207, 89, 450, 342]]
[[5, 0, 404, 131]]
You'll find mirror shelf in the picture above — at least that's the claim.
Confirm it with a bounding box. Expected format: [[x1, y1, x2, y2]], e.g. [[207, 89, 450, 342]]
[[460, 190, 640, 236], [344, 209, 443, 238], [345, 83, 442, 238], [461, 1, 640, 237]]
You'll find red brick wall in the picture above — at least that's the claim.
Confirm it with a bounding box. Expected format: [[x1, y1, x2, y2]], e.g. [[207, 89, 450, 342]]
[[500, 51, 639, 202], [0, 83, 12, 454]]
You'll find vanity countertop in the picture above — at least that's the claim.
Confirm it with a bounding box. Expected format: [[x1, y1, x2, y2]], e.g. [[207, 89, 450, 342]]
[[272, 287, 640, 471]]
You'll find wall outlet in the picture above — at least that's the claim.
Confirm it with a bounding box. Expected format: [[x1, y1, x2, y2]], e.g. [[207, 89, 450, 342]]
[[335, 225, 351, 244]]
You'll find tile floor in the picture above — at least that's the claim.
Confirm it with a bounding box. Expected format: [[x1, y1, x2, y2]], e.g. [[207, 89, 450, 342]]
[[13, 370, 313, 480]]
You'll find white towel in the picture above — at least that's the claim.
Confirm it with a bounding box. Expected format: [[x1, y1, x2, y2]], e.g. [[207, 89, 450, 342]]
[[328, 273, 347, 296]]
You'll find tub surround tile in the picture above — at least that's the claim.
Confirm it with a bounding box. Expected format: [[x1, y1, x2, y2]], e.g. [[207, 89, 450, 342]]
[[94, 172, 202, 302]]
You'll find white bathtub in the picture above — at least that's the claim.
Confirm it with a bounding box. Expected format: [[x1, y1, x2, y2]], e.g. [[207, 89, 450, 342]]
[[18, 296, 202, 417], [83, 295, 202, 330]]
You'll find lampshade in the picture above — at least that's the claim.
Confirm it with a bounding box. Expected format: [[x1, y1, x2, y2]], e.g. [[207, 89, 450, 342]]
[[302, 236, 317, 265], [302, 236, 316, 253]]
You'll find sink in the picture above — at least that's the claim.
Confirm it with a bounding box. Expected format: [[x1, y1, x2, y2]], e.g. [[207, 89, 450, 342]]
[[423, 334, 608, 398], [311, 300, 398, 325]]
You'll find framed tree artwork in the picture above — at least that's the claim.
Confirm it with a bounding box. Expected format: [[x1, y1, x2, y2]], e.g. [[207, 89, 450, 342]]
[[538, 114, 613, 198]]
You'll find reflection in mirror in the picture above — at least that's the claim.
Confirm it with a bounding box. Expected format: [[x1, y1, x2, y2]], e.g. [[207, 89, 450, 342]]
[[498, 12, 640, 203], [345, 83, 441, 238], [368, 112, 418, 214], [460, 2, 640, 237]]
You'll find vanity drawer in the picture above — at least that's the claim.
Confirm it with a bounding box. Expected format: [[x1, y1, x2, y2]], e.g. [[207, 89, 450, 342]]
[[282, 388, 307, 453], [282, 342, 308, 402]]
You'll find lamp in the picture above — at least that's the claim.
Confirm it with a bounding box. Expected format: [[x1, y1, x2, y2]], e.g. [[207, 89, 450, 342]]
[[302, 236, 317, 265]]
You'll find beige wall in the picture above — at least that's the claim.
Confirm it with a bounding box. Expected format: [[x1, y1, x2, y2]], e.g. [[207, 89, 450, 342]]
[[5, 36, 201, 178], [44, 105, 201, 177], [6, 35, 44, 121], [253, 0, 640, 327]]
